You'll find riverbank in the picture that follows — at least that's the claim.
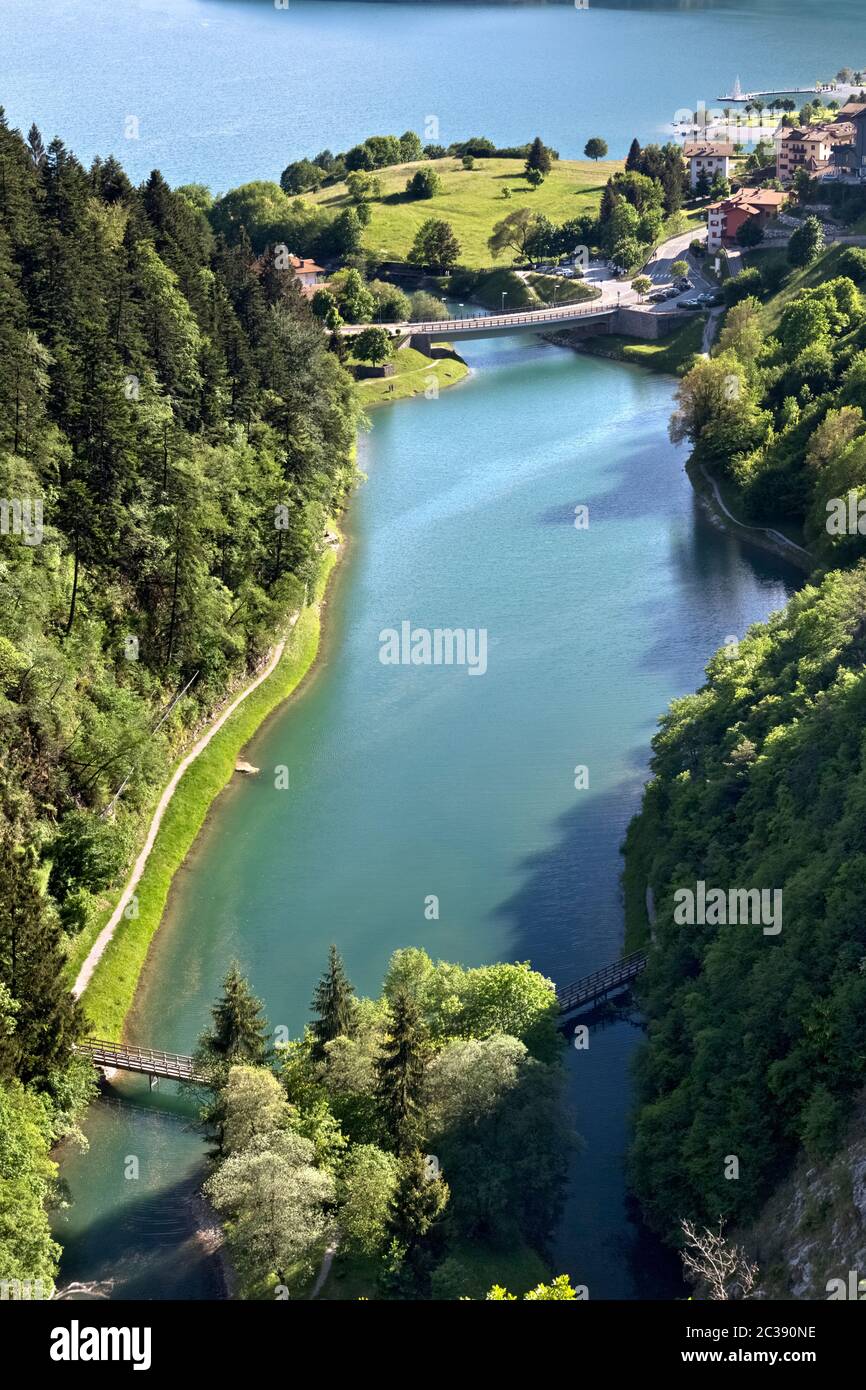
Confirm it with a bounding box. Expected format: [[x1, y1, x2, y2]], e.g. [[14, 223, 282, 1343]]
[[353, 345, 469, 406], [546, 316, 706, 376], [545, 316, 815, 572], [686, 457, 813, 574], [76, 541, 344, 1040]]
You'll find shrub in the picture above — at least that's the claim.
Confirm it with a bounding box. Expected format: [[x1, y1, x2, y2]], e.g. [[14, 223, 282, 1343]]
[[723, 266, 762, 306], [838, 246, 866, 283], [405, 168, 441, 200]]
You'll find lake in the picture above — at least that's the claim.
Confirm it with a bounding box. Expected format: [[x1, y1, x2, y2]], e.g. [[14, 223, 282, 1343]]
[[11, 0, 822, 1299], [3, 0, 864, 191]]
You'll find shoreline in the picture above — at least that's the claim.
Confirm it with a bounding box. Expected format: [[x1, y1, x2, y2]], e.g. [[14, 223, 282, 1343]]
[[687, 457, 813, 574], [73, 631, 294, 999], [77, 534, 347, 1040], [549, 323, 814, 575], [354, 345, 470, 408]]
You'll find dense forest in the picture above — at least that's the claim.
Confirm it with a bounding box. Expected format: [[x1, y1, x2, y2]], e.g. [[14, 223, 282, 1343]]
[[671, 246, 866, 554], [195, 949, 573, 1299], [627, 239, 866, 1247], [0, 110, 360, 1292], [628, 562, 866, 1236]]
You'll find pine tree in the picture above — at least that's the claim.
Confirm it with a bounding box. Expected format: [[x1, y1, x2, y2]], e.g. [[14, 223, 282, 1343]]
[[0, 834, 83, 1085], [524, 136, 552, 177], [197, 962, 269, 1074], [26, 124, 46, 169], [389, 1150, 453, 1273], [626, 137, 642, 171], [376, 988, 426, 1154], [310, 944, 355, 1059]]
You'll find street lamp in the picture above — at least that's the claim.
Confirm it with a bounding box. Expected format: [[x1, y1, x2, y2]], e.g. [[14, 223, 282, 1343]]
[[501, 290, 508, 314]]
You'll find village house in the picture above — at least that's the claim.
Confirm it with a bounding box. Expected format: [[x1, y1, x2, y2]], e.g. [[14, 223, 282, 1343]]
[[706, 186, 786, 251], [832, 102, 866, 178], [775, 123, 854, 183], [287, 254, 325, 291], [682, 141, 735, 190]]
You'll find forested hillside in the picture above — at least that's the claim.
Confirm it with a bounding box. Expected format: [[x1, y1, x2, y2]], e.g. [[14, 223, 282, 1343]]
[[0, 111, 359, 1291], [670, 246, 866, 557], [626, 237, 866, 1248]]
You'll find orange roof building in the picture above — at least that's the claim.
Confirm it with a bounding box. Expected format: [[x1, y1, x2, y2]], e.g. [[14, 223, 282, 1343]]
[[287, 254, 325, 289], [707, 187, 786, 250]]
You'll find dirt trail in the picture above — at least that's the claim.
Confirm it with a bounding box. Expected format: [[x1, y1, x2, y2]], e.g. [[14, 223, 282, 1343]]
[[73, 623, 296, 999]]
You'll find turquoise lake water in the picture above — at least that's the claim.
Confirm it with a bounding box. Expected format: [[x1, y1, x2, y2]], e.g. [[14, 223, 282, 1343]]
[[3, 0, 864, 188]]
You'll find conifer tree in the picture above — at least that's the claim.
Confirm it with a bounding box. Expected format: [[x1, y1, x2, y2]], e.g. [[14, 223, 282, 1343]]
[[0, 834, 83, 1084], [524, 135, 552, 177], [383, 1149, 449, 1293], [310, 944, 356, 1059], [197, 962, 269, 1074], [376, 987, 426, 1154], [626, 137, 642, 171]]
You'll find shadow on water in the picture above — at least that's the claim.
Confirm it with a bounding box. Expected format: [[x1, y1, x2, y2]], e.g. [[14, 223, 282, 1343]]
[[55, 1165, 224, 1301], [493, 778, 685, 1298], [489, 494, 798, 1299], [53, 1079, 222, 1302]]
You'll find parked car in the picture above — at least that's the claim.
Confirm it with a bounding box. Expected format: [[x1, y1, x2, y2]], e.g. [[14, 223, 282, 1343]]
[[648, 288, 669, 302], [681, 297, 703, 310], [674, 277, 693, 291], [664, 287, 681, 300]]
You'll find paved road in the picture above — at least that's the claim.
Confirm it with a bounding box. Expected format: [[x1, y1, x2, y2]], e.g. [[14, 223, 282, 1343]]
[[343, 229, 713, 338], [643, 226, 715, 304]]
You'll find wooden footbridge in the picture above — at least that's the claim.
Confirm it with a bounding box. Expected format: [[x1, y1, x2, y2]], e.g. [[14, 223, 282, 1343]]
[[75, 952, 649, 1080], [74, 1038, 206, 1087], [555, 950, 647, 1021]]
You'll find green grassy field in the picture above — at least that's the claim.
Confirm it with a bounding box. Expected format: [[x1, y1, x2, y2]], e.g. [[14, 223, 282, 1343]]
[[351, 346, 469, 406], [309, 156, 622, 267]]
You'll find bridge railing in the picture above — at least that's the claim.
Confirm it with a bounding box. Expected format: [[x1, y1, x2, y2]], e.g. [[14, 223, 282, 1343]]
[[74, 1038, 204, 1082], [392, 300, 613, 335], [556, 950, 647, 1015]]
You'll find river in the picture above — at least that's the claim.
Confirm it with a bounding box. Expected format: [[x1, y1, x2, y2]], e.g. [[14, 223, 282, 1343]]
[[53, 328, 799, 1299]]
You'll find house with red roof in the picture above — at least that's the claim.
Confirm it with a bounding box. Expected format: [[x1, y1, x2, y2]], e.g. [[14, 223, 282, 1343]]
[[706, 187, 787, 251]]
